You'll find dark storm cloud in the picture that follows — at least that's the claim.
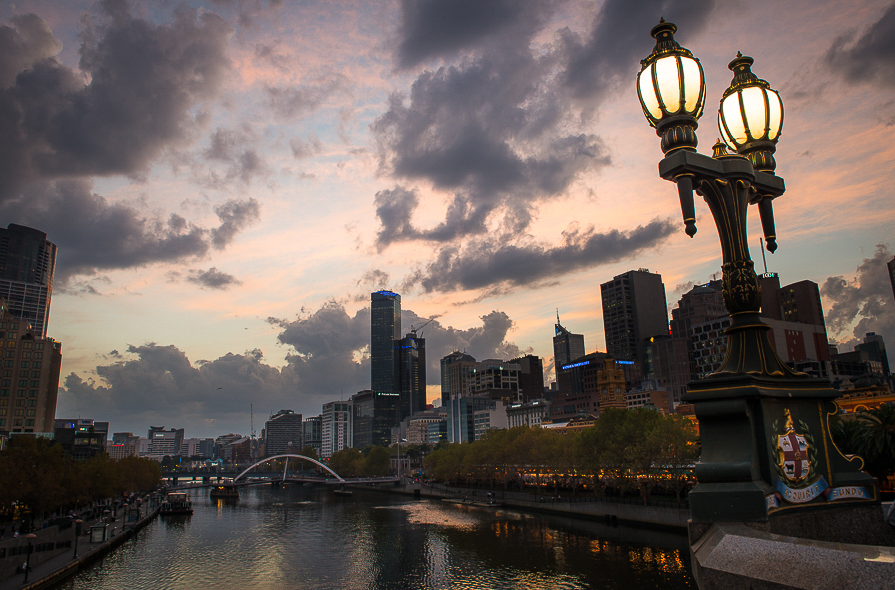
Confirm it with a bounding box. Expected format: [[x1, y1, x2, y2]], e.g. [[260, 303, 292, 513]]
[[59, 345, 300, 437], [826, 3, 895, 87], [373, 187, 491, 248], [821, 244, 895, 351], [395, 0, 559, 69], [0, 9, 232, 197], [0, 13, 62, 88], [59, 301, 529, 435], [0, 180, 260, 284], [559, 0, 714, 100], [211, 198, 261, 248], [375, 0, 709, 253], [188, 267, 242, 290], [403, 218, 676, 293]]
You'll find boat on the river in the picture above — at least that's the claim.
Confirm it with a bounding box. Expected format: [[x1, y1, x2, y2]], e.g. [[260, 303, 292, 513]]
[[210, 484, 239, 500], [160, 492, 193, 515]]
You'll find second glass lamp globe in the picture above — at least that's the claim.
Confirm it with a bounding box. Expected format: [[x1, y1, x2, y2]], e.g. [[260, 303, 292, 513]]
[[718, 53, 784, 156]]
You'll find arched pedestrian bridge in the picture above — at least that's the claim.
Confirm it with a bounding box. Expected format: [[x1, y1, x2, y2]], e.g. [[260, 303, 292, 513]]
[[167, 454, 398, 489]]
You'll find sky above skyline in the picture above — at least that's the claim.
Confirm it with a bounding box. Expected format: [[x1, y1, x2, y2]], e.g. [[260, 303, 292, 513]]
[[1, 0, 893, 438]]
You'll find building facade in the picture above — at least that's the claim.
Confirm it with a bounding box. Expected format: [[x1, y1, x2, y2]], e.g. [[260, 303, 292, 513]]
[[440, 351, 475, 406], [371, 291, 401, 393], [303, 415, 322, 456], [148, 426, 185, 456], [0, 299, 62, 433], [352, 389, 399, 448], [395, 331, 426, 420], [321, 400, 352, 459], [552, 352, 628, 421], [553, 316, 585, 369], [0, 224, 57, 339], [264, 410, 304, 456], [601, 269, 669, 372]]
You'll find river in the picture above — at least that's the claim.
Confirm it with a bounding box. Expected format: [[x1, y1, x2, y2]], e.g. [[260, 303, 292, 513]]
[[58, 484, 695, 589]]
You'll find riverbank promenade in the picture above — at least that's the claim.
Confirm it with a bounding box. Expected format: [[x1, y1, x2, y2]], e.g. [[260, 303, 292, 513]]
[[0, 507, 158, 590]]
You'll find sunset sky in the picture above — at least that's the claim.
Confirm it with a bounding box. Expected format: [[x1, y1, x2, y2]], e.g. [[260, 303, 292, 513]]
[[1, 0, 892, 437]]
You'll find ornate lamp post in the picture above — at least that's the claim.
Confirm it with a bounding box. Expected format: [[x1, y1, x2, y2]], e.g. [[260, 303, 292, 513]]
[[637, 20, 878, 524], [22, 533, 36, 583]]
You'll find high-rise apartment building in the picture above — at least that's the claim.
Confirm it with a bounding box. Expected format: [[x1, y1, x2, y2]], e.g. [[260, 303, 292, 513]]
[[601, 269, 669, 370], [0, 225, 57, 338], [371, 291, 401, 393], [264, 409, 304, 456], [321, 400, 352, 459], [553, 314, 585, 368], [0, 299, 63, 433]]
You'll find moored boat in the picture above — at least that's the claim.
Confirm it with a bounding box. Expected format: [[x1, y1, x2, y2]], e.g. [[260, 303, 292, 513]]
[[210, 484, 240, 499], [160, 492, 193, 515]]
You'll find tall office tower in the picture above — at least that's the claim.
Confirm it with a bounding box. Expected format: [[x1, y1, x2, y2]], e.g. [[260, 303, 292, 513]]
[[0, 298, 62, 433], [263, 409, 304, 456], [440, 351, 475, 406], [553, 313, 585, 368], [395, 331, 426, 420], [601, 269, 669, 371], [351, 389, 399, 448], [303, 415, 322, 456], [371, 290, 401, 392], [0, 225, 57, 338], [857, 332, 890, 376], [321, 400, 353, 459], [889, 256, 895, 302]]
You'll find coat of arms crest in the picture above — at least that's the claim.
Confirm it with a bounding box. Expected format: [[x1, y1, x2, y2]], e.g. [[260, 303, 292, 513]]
[[772, 408, 818, 486]]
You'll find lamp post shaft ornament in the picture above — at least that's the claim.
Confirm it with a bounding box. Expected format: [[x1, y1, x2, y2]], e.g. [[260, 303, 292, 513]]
[[637, 21, 879, 524]]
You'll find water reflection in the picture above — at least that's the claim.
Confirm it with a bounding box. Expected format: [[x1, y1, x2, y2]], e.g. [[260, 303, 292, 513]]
[[58, 485, 694, 590]]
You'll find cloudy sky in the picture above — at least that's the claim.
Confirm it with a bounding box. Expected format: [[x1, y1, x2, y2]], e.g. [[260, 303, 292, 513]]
[[1, 0, 892, 438]]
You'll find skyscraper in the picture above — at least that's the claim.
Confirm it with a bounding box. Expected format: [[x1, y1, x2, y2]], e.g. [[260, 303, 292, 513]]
[[553, 313, 585, 368], [601, 269, 669, 370], [0, 224, 57, 338], [371, 290, 401, 393], [395, 330, 426, 420], [888, 256, 895, 303], [440, 350, 475, 406]]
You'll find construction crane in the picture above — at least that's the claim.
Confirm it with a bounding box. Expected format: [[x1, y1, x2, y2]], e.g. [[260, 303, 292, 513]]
[[410, 316, 435, 337]]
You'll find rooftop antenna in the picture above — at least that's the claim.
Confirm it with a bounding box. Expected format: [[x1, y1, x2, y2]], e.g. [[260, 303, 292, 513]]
[[556, 308, 560, 325], [759, 238, 768, 274]]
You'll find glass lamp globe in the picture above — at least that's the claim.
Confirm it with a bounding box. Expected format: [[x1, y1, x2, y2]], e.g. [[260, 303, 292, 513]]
[[718, 53, 783, 155], [637, 20, 706, 129]]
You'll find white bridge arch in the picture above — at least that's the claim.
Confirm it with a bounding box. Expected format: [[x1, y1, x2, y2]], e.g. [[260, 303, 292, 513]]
[[234, 454, 344, 482]]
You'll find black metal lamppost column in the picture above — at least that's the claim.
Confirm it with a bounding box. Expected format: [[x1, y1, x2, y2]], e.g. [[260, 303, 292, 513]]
[[636, 20, 879, 524]]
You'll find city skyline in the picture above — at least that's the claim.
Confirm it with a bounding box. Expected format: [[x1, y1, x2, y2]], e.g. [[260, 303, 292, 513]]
[[0, 0, 892, 436]]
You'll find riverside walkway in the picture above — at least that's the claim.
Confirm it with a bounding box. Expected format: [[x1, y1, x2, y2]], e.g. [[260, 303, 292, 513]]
[[0, 506, 158, 590]]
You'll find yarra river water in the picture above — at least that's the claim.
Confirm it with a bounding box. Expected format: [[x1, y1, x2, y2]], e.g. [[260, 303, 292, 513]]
[[58, 485, 695, 589]]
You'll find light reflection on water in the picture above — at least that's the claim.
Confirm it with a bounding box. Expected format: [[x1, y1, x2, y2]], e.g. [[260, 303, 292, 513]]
[[57, 486, 694, 590]]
